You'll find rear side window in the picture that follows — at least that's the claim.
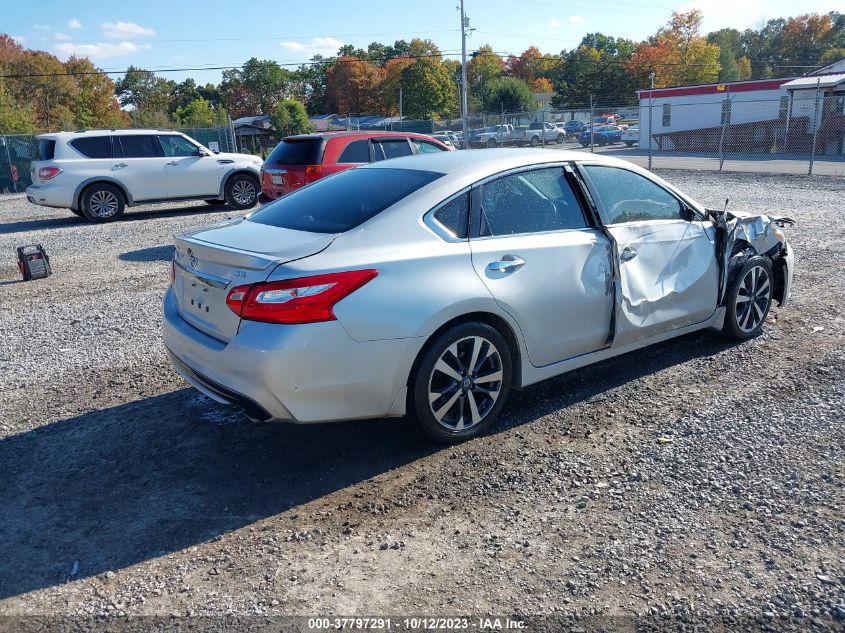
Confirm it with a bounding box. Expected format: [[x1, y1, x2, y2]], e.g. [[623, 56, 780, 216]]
[[266, 138, 322, 165], [374, 139, 412, 161], [433, 192, 469, 239], [248, 168, 442, 233], [37, 139, 56, 161], [118, 135, 162, 158], [337, 139, 370, 163], [70, 136, 112, 159]]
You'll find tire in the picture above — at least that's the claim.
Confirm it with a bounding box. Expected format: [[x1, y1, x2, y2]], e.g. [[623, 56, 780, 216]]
[[224, 174, 259, 210], [625, 141, 634, 147], [530, 136, 540, 147], [80, 183, 125, 222], [557, 134, 565, 144], [411, 322, 513, 444], [486, 138, 498, 148], [722, 255, 773, 340]]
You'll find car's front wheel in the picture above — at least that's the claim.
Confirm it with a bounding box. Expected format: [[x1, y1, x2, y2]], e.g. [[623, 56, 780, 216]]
[[722, 255, 773, 339], [80, 183, 125, 222], [224, 174, 259, 210], [411, 322, 512, 444], [557, 134, 565, 144]]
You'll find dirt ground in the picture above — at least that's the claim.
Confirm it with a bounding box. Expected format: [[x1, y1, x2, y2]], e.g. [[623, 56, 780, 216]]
[[0, 171, 843, 631]]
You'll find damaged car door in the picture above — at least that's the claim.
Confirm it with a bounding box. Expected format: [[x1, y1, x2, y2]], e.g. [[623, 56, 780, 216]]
[[579, 164, 719, 347]]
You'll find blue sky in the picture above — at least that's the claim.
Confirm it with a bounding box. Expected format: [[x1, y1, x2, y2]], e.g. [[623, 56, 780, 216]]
[[5, 0, 841, 84]]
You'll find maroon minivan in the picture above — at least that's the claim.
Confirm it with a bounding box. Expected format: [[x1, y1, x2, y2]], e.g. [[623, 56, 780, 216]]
[[259, 131, 451, 202]]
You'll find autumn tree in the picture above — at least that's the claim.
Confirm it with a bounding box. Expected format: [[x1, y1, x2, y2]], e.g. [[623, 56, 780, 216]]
[[400, 57, 457, 119], [325, 57, 383, 115], [626, 10, 720, 88], [378, 56, 414, 114], [0, 77, 37, 133]]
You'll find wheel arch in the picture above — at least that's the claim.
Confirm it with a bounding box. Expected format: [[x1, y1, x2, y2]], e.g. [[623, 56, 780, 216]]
[[73, 177, 131, 210], [219, 168, 260, 199]]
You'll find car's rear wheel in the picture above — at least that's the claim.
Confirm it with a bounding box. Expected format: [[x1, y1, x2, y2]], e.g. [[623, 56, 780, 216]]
[[557, 134, 565, 144], [411, 322, 512, 444], [80, 183, 125, 222], [722, 255, 773, 339], [224, 174, 259, 210]]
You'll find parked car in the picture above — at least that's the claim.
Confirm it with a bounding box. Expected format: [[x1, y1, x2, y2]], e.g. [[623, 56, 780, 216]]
[[259, 131, 450, 201], [164, 149, 794, 443], [26, 129, 263, 222], [432, 133, 458, 150], [469, 124, 523, 147], [523, 121, 565, 146], [579, 125, 623, 147], [561, 120, 587, 135], [622, 125, 639, 147]]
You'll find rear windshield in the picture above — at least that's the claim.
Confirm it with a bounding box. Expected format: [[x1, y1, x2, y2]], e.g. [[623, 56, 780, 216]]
[[266, 138, 322, 165], [37, 139, 56, 161], [248, 168, 442, 233]]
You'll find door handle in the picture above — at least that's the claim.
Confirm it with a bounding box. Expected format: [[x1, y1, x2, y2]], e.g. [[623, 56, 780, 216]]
[[113, 163, 128, 169], [488, 255, 525, 273], [620, 246, 638, 262], [166, 161, 179, 166]]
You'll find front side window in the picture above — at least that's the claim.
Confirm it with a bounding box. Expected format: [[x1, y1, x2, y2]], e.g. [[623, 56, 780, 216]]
[[414, 139, 447, 154], [70, 136, 112, 159], [374, 139, 413, 161], [432, 192, 469, 239], [248, 168, 442, 233], [337, 139, 370, 163], [581, 165, 682, 224], [118, 135, 162, 158], [478, 168, 587, 237], [158, 135, 199, 157]]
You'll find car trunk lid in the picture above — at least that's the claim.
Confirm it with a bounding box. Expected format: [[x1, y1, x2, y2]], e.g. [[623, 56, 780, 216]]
[[173, 218, 336, 342]]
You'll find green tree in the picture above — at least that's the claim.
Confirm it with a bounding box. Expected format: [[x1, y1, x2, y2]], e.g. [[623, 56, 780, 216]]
[[708, 29, 743, 81], [270, 99, 314, 137], [114, 66, 175, 111], [553, 34, 636, 107], [174, 97, 229, 127], [221, 58, 292, 116], [400, 57, 457, 119], [482, 77, 535, 113], [0, 78, 36, 133]]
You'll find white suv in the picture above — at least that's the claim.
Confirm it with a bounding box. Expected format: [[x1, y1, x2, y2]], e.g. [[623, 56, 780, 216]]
[[27, 129, 263, 222]]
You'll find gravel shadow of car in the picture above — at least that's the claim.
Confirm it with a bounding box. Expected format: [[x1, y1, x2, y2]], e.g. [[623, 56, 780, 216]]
[[0, 331, 740, 600], [118, 245, 176, 263], [0, 204, 238, 235]]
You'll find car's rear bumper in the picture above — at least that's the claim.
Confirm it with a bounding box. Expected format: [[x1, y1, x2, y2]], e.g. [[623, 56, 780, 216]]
[[162, 286, 420, 423], [26, 184, 74, 209]]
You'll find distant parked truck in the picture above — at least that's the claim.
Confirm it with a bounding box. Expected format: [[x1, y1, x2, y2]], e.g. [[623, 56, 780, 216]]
[[469, 124, 523, 147], [523, 121, 566, 146]]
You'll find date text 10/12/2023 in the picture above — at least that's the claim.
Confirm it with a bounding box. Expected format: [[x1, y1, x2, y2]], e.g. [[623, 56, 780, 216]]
[[307, 617, 527, 630]]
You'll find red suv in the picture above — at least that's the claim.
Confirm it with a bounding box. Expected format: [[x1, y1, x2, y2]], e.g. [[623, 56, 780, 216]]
[[259, 131, 451, 201]]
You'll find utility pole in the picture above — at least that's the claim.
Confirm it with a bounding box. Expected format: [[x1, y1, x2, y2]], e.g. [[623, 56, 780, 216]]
[[460, 0, 469, 149], [398, 86, 403, 132], [589, 95, 594, 153]]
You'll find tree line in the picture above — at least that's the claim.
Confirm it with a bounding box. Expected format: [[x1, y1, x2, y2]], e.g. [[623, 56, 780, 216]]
[[0, 9, 843, 135]]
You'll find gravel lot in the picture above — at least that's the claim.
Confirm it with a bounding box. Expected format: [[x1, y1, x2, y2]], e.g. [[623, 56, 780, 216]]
[[0, 171, 843, 630]]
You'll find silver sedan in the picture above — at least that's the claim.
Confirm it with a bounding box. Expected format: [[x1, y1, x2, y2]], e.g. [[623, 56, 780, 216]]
[[163, 149, 794, 443]]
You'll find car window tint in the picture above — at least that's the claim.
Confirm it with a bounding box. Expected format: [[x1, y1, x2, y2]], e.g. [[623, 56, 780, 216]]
[[582, 165, 682, 224], [337, 139, 370, 163], [70, 136, 112, 159], [414, 140, 447, 154], [37, 139, 55, 160], [248, 168, 442, 233], [433, 192, 469, 238], [118, 135, 161, 158], [266, 138, 322, 164], [158, 135, 198, 157], [479, 168, 587, 237], [374, 139, 412, 161]]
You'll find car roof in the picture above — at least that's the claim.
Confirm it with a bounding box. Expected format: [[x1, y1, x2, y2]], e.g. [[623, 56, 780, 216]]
[[37, 129, 188, 140], [361, 147, 631, 176], [285, 130, 436, 141]]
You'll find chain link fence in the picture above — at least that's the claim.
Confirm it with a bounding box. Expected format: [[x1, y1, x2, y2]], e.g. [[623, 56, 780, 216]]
[[444, 93, 845, 177], [0, 126, 236, 194]]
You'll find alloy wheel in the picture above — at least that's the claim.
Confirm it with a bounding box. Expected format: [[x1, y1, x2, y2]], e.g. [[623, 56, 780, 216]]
[[232, 180, 256, 205], [427, 335, 503, 431], [88, 190, 119, 218], [735, 264, 771, 333]]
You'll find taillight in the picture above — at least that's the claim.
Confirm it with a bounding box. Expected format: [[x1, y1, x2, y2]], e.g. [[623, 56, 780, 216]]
[[305, 164, 322, 183], [226, 269, 377, 325], [38, 167, 62, 180]]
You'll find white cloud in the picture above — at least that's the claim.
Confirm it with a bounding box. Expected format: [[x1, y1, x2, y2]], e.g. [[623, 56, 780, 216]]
[[54, 32, 72, 41], [54, 41, 150, 60], [679, 0, 765, 30], [569, 15, 585, 24], [11, 35, 26, 44], [100, 21, 156, 39], [547, 17, 560, 28], [279, 36, 344, 59], [68, 18, 82, 29]]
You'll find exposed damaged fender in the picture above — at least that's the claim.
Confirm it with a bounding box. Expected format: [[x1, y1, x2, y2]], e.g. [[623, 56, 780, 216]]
[[708, 209, 795, 307]]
